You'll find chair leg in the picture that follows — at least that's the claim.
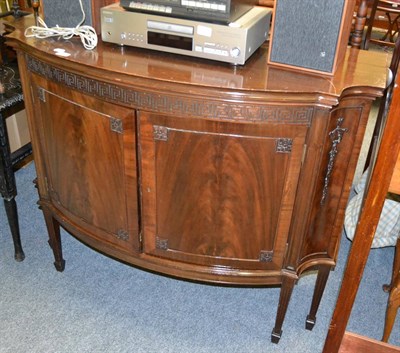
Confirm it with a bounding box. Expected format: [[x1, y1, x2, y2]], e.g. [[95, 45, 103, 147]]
[[382, 275, 400, 342], [4, 197, 25, 261], [381, 13, 400, 43], [362, 0, 378, 50], [383, 238, 400, 292], [382, 238, 400, 342]]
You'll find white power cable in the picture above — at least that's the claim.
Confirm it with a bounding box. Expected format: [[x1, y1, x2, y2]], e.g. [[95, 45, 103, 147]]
[[24, 0, 98, 50]]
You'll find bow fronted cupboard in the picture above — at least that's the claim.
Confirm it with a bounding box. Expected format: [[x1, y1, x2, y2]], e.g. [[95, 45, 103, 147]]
[[6, 15, 388, 343]]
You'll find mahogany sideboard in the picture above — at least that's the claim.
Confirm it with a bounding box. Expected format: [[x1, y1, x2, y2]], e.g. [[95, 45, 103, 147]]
[[5, 15, 389, 343]]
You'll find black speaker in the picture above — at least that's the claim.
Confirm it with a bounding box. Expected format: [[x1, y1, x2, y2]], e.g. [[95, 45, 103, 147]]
[[268, 0, 355, 75], [41, 0, 93, 28]]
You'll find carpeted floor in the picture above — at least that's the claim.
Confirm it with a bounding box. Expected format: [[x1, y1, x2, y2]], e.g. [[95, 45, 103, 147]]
[[0, 160, 399, 353]]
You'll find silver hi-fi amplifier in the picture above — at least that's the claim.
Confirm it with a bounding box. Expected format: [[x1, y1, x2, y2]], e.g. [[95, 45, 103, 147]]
[[101, 4, 271, 65]]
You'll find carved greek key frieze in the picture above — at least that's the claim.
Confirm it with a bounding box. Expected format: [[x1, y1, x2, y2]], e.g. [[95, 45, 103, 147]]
[[153, 125, 168, 141], [260, 250, 274, 262], [276, 138, 293, 153], [321, 117, 348, 205], [26, 55, 313, 125]]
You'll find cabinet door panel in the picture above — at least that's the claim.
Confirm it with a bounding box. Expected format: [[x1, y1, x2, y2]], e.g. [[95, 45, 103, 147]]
[[34, 81, 139, 253], [140, 112, 308, 270]]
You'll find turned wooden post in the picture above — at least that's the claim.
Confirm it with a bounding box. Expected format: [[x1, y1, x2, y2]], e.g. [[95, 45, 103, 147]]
[[351, 0, 369, 48]]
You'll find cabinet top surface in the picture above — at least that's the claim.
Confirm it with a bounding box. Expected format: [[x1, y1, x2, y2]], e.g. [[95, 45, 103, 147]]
[[6, 15, 389, 99]]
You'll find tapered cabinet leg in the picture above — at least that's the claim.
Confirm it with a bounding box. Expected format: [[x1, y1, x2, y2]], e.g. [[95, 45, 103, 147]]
[[271, 273, 296, 344], [43, 208, 65, 272], [306, 265, 331, 330], [4, 197, 25, 261]]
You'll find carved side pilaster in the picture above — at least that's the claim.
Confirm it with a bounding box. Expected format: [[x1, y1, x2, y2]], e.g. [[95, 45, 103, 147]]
[[321, 117, 348, 205]]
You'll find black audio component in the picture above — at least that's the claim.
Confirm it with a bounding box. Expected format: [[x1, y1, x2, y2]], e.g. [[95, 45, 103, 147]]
[[120, 0, 257, 24]]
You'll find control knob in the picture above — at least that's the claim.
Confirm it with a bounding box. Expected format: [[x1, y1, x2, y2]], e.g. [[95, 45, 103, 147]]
[[230, 47, 241, 58]]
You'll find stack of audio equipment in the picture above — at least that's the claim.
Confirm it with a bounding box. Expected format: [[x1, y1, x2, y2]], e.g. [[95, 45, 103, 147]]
[[101, 1, 271, 65]]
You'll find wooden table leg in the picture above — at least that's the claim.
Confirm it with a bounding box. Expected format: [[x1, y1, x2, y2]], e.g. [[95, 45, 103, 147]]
[[0, 112, 25, 261], [43, 207, 65, 272], [351, 0, 369, 48], [271, 273, 297, 343], [306, 265, 331, 330], [3, 197, 24, 261]]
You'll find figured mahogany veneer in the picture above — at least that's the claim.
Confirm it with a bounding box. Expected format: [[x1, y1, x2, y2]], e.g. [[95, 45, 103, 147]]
[[5, 15, 389, 344]]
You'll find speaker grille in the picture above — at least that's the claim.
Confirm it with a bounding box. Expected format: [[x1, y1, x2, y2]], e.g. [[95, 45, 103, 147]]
[[41, 0, 93, 28], [269, 0, 346, 73]]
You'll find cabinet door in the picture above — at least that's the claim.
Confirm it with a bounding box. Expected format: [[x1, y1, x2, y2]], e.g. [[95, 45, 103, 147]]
[[32, 79, 139, 254], [139, 112, 308, 271]]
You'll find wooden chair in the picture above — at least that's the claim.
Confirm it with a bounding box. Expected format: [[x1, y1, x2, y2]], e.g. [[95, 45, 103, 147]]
[[364, 0, 400, 49], [381, 155, 400, 342], [342, 29, 400, 345], [323, 29, 400, 353], [345, 157, 400, 343]]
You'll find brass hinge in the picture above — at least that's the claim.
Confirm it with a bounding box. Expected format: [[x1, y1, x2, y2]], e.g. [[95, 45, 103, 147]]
[[38, 87, 46, 102], [138, 231, 143, 252], [301, 144, 307, 166]]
